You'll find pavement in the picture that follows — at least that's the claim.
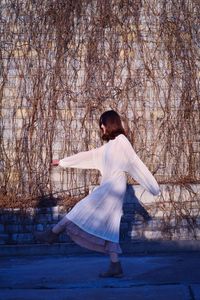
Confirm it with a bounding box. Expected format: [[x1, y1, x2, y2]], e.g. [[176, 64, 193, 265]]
[[0, 252, 200, 300]]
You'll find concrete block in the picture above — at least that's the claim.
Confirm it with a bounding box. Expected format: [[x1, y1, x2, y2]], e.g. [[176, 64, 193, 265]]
[[128, 230, 143, 239], [52, 206, 59, 221], [0, 234, 9, 244], [26, 207, 36, 216], [134, 214, 146, 221], [36, 207, 52, 214], [13, 208, 21, 214], [23, 224, 34, 232], [52, 206, 59, 214], [12, 233, 33, 243], [148, 219, 162, 229], [0, 213, 13, 223], [144, 230, 162, 240], [36, 224, 44, 231], [132, 220, 144, 226], [5, 224, 24, 233], [35, 214, 50, 223], [2, 213, 33, 225], [0, 224, 4, 232], [131, 225, 144, 234]]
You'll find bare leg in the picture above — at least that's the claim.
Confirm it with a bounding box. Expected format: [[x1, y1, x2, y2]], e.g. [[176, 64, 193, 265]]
[[109, 252, 119, 263], [52, 215, 69, 234], [99, 252, 123, 277], [34, 215, 69, 244]]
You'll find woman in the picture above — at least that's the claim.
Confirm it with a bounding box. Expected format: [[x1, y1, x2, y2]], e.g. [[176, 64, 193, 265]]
[[35, 110, 160, 278]]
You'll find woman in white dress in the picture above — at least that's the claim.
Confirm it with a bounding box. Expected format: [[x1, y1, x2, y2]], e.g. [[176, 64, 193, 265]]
[[35, 110, 160, 278]]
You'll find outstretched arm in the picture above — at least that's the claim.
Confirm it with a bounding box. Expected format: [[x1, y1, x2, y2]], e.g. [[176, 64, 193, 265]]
[[52, 146, 103, 170], [119, 135, 160, 196]]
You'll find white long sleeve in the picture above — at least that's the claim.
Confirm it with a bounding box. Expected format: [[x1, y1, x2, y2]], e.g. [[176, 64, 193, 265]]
[[64, 134, 160, 244], [58, 146, 104, 170], [119, 135, 160, 196]]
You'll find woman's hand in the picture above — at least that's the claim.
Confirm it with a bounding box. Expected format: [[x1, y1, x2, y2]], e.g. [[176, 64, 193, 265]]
[[52, 159, 60, 167]]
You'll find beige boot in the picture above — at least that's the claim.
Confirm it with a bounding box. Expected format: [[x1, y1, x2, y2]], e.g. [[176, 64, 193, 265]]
[[99, 261, 123, 278], [34, 228, 58, 244]]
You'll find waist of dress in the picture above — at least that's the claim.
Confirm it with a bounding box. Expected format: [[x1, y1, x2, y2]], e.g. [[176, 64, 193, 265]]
[[101, 172, 126, 191], [101, 170, 126, 181]]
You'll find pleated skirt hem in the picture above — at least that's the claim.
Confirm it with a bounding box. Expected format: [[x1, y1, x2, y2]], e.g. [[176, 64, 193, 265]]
[[64, 218, 122, 254]]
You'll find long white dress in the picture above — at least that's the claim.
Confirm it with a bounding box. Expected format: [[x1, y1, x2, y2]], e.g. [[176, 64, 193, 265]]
[[56, 134, 160, 252]]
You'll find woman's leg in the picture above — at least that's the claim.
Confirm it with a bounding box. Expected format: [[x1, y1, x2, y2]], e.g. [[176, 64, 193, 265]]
[[34, 215, 68, 243], [99, 252, 123, 278], [52, 215, 69, 234], [109, 252, 119, 262]]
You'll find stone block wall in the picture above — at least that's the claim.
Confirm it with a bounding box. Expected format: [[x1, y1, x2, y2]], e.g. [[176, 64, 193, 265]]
[[0, 184, 199, 245], [0, 206, 70, 245]]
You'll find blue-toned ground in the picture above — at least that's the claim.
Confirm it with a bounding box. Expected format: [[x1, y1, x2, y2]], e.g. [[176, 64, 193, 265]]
[[0, 252, 200, 299]]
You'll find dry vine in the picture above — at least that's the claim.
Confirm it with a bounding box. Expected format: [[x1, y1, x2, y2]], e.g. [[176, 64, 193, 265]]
[[0, 0, 199, 213]]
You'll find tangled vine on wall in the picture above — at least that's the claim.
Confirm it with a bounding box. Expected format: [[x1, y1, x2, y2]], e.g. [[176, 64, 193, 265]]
[[0, 0, 199, 208]]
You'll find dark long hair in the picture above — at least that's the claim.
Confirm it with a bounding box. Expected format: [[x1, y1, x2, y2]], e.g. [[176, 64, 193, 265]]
[[99, 110, 126, 141]]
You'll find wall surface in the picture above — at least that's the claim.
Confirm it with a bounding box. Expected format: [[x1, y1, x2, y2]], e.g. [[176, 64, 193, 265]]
[[1, 0, 199, 203], [1, 184, 199, 246], [0, 1, 199, 252]]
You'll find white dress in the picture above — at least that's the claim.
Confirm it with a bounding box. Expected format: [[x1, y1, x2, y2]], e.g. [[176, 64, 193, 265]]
[[57, 134, 160, 251]]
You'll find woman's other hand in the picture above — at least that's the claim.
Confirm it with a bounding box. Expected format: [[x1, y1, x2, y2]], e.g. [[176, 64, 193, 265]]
[[52, 159, 59, 166]]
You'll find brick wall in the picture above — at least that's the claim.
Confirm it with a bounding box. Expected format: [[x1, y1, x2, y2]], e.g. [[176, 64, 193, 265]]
[[0, 184, 199, 245]]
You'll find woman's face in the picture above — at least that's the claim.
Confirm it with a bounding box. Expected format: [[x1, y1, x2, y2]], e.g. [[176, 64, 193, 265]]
[[101, 124, 106, 134]]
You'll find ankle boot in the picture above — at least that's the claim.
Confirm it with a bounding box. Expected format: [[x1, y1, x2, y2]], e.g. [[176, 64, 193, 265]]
[[34, 228, 58, 244], [99, 261, 123, 278]]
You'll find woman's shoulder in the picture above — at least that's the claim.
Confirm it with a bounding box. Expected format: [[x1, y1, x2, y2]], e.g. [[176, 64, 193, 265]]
[[115, 134, 136, 153], [107, 134, 133, 151], [116, 134, 130, 144]]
